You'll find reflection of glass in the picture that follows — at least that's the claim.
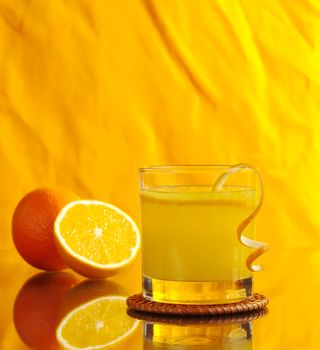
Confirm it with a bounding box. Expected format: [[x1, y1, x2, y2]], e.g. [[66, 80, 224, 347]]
[[135, 311, 267, 350], [139, 165, 266, 304], [144, 322, 251, 350]]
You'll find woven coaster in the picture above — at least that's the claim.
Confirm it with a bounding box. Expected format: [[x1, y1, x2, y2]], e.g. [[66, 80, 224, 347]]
[[127, 307, 268, 325], [126, 293, 268, 316]]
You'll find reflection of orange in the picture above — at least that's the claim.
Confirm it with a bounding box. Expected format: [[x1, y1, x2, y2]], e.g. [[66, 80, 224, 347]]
[[12, 187, 78, 270], [56, 280, 139, 349], [14, 272, 78, 350], [57, 296, 140, 350], [60, 279, 128, 317]]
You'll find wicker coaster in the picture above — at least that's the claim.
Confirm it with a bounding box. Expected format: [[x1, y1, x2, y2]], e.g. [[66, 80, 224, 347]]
[[126, 293, 268, 316], [127, 307, 268, 325]]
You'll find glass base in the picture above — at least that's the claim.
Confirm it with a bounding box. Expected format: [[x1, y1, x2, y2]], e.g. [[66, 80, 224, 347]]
[[143, 275, 252, 305]]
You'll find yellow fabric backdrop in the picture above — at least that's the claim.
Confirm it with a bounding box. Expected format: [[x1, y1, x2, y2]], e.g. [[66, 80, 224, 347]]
[[1, 1, 320, 349], [1, 0, 320, 250]]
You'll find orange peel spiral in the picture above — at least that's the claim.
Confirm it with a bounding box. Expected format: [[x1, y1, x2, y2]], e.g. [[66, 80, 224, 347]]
[[213, 163, 269, 272]]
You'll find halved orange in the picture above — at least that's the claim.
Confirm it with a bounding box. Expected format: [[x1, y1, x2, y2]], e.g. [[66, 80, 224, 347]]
[[54, 200, 140, 278], [56, 295, 139, 349]]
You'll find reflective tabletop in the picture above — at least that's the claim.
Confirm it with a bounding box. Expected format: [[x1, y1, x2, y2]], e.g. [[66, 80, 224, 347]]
[[1, 247, 319, 349]]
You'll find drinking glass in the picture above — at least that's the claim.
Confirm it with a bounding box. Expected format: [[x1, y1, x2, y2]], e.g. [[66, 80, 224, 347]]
[[139, 164, 267, 304]]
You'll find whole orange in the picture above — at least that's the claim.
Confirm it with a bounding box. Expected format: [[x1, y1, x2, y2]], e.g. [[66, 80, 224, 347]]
[[13, 271, 78, 350], [12, 187, 78, 270]]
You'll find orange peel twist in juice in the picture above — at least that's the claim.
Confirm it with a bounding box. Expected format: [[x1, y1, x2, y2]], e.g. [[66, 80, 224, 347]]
[[140, 165, 268, 304]]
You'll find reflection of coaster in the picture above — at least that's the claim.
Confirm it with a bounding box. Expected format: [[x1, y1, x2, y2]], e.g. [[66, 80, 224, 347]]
[[127, 307, 268, 325], [126, 293, 268, 316]]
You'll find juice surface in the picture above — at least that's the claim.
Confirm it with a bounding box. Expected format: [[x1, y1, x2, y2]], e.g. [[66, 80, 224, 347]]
[[141, 186, 256, 282]]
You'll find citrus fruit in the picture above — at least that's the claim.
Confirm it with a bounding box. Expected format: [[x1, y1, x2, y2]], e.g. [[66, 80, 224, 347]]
[[54, 200, 140, 278], [14, 271, 78, 350], [56, 295, 139, 350], [12, 187, 78, 270]]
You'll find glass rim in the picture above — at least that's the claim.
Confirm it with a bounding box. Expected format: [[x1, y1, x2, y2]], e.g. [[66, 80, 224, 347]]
[[139, 164, 254, 173]]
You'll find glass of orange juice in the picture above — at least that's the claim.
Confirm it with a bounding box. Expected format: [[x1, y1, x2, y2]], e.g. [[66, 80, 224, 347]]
[[139, 164, 267, 305]]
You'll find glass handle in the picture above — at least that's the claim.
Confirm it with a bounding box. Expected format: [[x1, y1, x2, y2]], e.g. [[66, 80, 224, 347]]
[[213, 163, 269, 272]]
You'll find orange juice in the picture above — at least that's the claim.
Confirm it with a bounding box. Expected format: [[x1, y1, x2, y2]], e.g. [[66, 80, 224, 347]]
[[141, 185, 256, 304]]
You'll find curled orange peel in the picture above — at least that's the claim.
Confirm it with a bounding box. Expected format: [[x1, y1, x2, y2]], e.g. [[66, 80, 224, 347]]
[[213, 163, 269, 272]]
